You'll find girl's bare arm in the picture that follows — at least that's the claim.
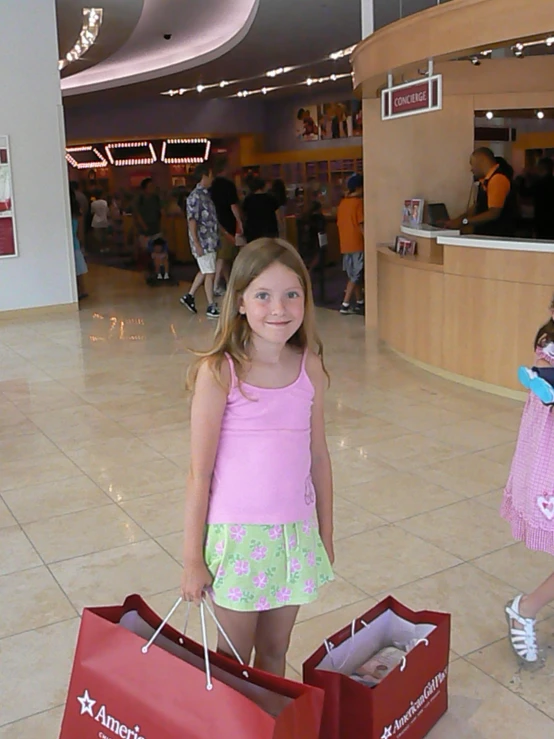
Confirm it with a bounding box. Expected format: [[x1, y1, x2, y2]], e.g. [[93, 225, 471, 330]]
[[182, 361, 229, 600], [307, 353, 334, 562]]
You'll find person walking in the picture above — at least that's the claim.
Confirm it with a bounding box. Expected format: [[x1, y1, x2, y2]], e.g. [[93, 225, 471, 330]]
[[179, 164, 220, 319], [336, 174, 364, 315]]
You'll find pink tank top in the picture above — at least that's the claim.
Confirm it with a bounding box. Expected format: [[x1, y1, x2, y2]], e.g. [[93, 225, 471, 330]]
[[207, 351, 316, 525]]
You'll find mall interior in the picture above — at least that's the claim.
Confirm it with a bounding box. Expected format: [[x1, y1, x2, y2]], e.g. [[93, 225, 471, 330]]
[[2, 0, 554, 736]]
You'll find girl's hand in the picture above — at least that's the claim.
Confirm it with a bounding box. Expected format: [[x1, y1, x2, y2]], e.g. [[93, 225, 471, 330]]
[[181, 560, 213, 605], [321, 534, 335, 566]]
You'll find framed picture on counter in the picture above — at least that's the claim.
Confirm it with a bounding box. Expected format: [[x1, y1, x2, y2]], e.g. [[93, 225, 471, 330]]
[[395, 236, 417, 256], [402, 198, 424, 228]]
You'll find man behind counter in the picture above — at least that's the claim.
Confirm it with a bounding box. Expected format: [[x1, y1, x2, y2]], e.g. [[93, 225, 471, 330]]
[[445, 147, 516, 237]]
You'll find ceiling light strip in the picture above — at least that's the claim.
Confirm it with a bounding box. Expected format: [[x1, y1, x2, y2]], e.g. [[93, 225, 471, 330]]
[[230, 73, 353, 99], [104, 141, 157, 167], [65, 145, 108, 169], [160, 44, 357, 97], [59, 8, 104, 72], [160, 138, 212, 164]]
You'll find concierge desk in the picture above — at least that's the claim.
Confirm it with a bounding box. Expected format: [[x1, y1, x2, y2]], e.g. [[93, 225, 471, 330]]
[[378, 228, 554, 394]]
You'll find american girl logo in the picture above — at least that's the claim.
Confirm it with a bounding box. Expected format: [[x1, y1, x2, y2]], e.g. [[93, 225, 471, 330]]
[[380, 668, 447, 739], [77, 689, 147, 739]]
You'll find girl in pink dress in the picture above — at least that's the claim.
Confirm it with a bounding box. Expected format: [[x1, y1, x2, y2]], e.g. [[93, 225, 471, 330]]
[[502, 296, 554, 664]]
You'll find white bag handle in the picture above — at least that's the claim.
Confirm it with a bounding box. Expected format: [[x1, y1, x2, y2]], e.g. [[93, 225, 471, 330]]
[[324, 618, 370, 671], [325, 623, 430, 674], [399, 638, 429, 672], [141, 596, 249, 690]]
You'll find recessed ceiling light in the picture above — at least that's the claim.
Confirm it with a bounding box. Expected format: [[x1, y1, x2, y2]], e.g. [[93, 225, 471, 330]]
[[485, 111, 494, 120], [537, 110, 545, 119]]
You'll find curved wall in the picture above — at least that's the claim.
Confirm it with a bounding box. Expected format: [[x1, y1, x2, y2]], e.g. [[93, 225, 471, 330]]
[[353, 0, 554, 96], [353, 0, 554, 394]]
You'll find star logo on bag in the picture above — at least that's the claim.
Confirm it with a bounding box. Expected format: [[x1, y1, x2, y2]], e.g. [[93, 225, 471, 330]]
[[77, 689, 96, 717], [381, 726, 393, 739]]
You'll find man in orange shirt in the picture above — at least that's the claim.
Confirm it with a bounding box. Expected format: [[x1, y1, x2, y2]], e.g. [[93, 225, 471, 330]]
[[337, 174, 364, 315], [446, 147, 516, 237]]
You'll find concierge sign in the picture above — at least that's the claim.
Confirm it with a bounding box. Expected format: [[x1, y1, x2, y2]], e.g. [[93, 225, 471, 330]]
[[381, 75, 442, 121], [0, 135, 17, 258]]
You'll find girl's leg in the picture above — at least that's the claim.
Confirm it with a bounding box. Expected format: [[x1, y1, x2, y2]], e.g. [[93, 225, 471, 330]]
[[520, 572, 554, 619], [254, 605, 300, 677], [212, 604, 259, 665]]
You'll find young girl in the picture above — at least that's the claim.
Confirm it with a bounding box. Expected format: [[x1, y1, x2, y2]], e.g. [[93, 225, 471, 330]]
[[518, 306, 554, 405], [502, 295, 554, 664], [181, 238, 334, 677]]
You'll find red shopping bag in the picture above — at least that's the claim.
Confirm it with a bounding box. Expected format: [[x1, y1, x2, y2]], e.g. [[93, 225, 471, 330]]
[[303, 596, 450, 739], [59, 594, 323, 739]]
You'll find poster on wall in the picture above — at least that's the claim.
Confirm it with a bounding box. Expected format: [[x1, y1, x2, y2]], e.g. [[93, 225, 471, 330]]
[[317, 101, 363, 139], [294, 101, 362, 141], [295, 105, 320, 141], [0, 135, 17, 258]]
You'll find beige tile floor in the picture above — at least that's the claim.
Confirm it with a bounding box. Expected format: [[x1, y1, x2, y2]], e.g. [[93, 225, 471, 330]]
[[1, 264, 553, 737]]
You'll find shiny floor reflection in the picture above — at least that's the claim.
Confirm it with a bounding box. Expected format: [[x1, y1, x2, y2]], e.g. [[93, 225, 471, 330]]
[[0, 265, 553, 737]]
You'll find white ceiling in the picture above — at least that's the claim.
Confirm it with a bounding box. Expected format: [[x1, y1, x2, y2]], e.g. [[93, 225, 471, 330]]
[[56, 0, 144, 75], [57, 0, 362, 103], [60, 0, 260, 95]]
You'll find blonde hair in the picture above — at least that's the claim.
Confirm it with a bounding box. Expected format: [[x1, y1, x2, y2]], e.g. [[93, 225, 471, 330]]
[[187, 238, 326, 390]]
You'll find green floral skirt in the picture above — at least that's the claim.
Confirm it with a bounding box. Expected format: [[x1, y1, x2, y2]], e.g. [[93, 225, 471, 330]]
[[204, 517, 334, 612]]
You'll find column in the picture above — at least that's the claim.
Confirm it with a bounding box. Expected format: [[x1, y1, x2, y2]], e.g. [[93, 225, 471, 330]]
[[361, 0, 374, 39], [0, 0, 76, 314]]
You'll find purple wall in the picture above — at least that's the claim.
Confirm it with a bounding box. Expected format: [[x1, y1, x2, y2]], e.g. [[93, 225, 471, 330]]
[[64, 85, 361, 153], [64, 96, 266, 141], [263, 86, 360, 152]]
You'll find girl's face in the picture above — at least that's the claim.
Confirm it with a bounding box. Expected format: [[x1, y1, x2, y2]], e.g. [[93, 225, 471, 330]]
[[239, 262, 305, 346]]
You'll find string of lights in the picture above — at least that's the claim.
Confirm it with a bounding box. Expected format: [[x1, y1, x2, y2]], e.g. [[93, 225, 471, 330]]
[[232, 73, 353, 99], [59, 8, 103, 72], [160, 44, 356, 98]]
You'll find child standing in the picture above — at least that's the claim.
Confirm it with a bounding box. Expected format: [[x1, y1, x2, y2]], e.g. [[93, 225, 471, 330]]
[[502, 295, 554, 664], [518, 304, 554, 405], [181, 238, 334, 676]]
